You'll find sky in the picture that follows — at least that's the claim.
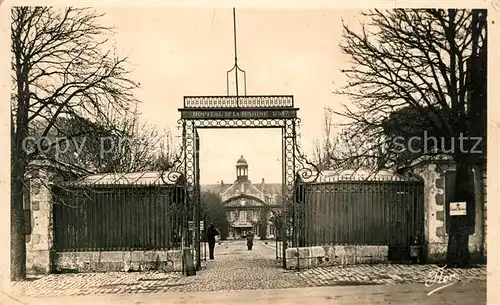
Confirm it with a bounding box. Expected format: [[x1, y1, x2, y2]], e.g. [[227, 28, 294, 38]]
[[98, 8, 360, 184]]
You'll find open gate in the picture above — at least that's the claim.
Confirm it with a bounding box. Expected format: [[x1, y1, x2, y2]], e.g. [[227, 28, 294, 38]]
[[163, 95, 318, 273]]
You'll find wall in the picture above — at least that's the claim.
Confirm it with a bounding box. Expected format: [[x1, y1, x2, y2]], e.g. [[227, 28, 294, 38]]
[[284, 245, 388, 269], [413, 161, 485, 263], [54, 250, 183, 272]]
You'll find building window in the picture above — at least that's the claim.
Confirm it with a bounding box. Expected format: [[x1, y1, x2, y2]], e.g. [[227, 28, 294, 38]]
[[239, 210, 246, 222]]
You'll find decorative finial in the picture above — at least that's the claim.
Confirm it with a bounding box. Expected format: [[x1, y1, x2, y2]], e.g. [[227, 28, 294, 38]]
[[226, 8, 247, 99]]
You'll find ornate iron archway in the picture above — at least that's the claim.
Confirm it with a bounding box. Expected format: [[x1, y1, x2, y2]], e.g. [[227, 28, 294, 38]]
[[165, 95, 318, 271], [162, 8, 319, 273]]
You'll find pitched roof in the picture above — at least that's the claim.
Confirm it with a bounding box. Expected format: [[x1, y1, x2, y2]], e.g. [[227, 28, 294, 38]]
[[255, 182, 282, 194], [311, 169, 421, 183], [60, 171, 182, 186], [200, 181, 282, 197], [222, 181, 262, 196], [201, 183, 232, 194], [27, 159, 94, 184]]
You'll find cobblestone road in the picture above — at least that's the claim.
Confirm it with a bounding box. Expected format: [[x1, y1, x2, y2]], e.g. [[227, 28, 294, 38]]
[[10, 240, 487, 297]]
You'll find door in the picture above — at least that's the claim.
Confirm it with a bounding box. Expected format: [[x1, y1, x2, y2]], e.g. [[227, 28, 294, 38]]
[[386, 196, 410, 262]]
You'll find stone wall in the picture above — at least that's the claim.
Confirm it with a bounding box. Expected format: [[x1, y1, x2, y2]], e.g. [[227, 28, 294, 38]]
[[54, 250, 183, 273], [413, 161, 485, 263], [284, 245, 388, 269]]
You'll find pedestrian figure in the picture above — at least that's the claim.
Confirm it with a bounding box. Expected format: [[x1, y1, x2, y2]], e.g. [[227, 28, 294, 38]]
[[206, 223, 220, 260], [246, 230, 254, 250]]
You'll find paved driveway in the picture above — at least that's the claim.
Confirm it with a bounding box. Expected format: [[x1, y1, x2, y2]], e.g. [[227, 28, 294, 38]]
[[4, 281, 487, 305], [7, 240, 487, 298]]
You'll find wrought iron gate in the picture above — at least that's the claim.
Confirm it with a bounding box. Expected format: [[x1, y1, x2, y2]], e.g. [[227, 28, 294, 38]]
[[163, 96, 318, 271], [294, 175, 425, 264]]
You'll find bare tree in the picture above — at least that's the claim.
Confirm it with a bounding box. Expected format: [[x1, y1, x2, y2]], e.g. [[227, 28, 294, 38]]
[[335, 9, 487, 266], [36, 108, 177, 173], [11, 7, 140, 280], [313, 108, 383, 172], [149, 128, 178, 171], [312, 109, 335, 170], [89, 110, 168, 173]]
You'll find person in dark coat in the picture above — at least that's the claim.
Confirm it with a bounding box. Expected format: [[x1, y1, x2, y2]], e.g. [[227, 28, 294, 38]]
[[206, 223, 220, 260], [246, 230, 254, 250]]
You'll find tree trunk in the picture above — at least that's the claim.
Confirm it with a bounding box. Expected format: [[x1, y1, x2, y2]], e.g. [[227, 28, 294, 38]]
[[11, 151, 27, 281], [446, 159, 473, 267], [445, 10, 486, 268]]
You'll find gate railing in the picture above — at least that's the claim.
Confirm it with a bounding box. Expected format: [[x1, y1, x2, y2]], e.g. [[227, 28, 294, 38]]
[[293, 178, 424, 248], [279, 176, 424, 269], [52, 184, 184, 251]]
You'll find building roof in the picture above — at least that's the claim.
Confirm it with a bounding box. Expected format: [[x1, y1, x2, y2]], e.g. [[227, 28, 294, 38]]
[[201, 182, 282, 196], [236, 155, 248, 167], [395, 155, 455, 172], [28, 158, 94, 177], [307, 169, 421, 183], [60, 171, 182, 187]]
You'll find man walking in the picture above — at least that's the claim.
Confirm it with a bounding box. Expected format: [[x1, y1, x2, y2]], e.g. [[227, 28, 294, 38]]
[[206, 223, 220, 260], [246, 230, 254, 250]]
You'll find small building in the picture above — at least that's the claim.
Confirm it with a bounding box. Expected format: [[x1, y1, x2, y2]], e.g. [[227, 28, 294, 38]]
[[202, 155, 282, 239]]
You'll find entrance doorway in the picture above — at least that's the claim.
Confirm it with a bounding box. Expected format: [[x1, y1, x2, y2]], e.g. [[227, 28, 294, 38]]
[[232, 227, 252, 239]]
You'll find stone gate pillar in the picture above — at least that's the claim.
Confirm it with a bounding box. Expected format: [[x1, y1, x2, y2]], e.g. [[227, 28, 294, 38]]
[[25, 167, 54, 275], [413, 162, 449, 263], [413, 160, 485, 263]]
